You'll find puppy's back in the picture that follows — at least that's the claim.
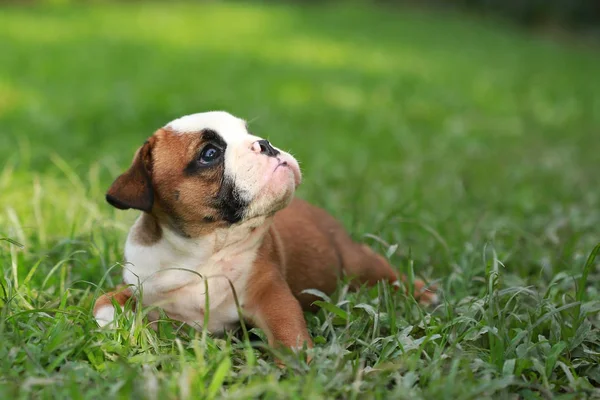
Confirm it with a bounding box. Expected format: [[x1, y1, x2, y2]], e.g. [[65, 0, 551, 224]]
[[273, 198, 397, 310]]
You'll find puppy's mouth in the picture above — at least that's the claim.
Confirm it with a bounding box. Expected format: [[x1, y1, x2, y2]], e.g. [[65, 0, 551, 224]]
[[268, 154, 301, 187], [273, 158, 289, 172]]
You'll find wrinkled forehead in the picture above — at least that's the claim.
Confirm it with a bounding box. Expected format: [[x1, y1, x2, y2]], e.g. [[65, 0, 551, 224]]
[[164, 111, 256, 144]]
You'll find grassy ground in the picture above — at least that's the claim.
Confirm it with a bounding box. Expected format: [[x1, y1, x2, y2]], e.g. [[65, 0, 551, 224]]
[[1, 1, 599, 398]]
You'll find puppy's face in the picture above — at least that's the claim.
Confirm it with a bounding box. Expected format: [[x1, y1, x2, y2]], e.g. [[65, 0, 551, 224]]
[[107, 112, 301, 236]]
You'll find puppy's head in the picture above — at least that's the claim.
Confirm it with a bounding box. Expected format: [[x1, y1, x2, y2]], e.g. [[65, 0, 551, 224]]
[[106, 111, 301, 236]]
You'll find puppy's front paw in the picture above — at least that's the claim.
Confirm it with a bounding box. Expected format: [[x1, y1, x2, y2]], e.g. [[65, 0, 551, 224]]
[[93, 286, 134, 328], [94, 305, 122, 327], [273, 343, 313, 368]]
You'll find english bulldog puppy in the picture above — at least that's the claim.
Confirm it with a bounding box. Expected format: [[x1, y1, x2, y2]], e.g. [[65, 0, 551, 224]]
[[94, 111, 437, 355]]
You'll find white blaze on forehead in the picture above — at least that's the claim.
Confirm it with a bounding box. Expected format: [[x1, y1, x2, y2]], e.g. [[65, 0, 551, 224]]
[[165, 111, 254, 144]]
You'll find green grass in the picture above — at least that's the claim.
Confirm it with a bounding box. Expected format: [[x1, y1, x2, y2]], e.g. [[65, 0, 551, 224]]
[[1, 1, 600, 398]]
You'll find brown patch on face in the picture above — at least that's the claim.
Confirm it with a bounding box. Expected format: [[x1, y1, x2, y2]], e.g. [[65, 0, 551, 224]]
[[149, 128, 231, 237]]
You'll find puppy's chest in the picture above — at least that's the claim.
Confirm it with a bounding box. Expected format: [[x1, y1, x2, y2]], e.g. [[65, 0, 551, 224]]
[[124, 245, 257, 332]]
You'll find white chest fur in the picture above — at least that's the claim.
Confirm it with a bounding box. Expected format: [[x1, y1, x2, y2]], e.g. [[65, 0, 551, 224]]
[[123, 217, 267, 332]]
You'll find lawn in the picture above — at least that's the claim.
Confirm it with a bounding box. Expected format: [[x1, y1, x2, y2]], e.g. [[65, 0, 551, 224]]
[[1, 1, 599, 398]]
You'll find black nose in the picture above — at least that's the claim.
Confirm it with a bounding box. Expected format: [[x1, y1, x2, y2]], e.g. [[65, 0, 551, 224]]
[[257, 140, 280, 157]]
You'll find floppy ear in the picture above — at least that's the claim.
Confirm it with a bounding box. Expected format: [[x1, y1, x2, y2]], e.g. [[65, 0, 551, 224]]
[[106, 139, 155, 213]]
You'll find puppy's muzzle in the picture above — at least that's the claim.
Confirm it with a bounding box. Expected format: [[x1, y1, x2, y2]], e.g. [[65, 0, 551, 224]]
[[252, 140, 280, 157]]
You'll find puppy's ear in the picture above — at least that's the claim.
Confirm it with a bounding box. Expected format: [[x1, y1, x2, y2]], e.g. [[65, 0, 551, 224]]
[[106, 138, 155, 213]]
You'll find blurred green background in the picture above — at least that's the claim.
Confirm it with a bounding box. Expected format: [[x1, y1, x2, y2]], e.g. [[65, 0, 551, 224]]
[[1, 1, 599, 398], [1, 1, 598, 265]]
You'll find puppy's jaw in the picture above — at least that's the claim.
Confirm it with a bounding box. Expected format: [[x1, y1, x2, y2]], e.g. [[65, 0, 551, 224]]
[[242, 153, 300, 220], [224, 139, 301, 221]]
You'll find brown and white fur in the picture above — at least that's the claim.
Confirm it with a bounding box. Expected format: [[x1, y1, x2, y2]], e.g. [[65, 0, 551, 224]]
[[94, 111, 437, 355]]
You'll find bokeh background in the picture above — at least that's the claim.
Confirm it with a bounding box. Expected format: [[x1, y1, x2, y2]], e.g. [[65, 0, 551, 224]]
[[2, 0, 599, 268], [1, 1, 599, 398]]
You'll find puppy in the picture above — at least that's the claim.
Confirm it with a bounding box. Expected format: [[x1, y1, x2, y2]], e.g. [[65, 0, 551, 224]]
[[94, 111, 436, 354]]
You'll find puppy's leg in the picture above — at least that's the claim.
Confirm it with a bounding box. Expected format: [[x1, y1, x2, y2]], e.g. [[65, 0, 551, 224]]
[[245, 268, 313, 360], [336, 239, 438, 305], [93, 285, 134, 327]]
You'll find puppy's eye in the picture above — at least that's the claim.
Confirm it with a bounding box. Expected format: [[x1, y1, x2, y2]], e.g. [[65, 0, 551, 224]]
[[198, 144, 222, 165]]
